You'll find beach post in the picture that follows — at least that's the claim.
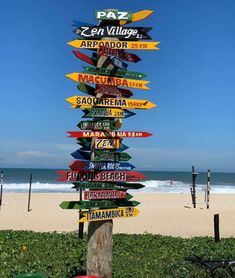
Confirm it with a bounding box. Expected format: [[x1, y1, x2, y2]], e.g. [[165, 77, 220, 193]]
[[191, 166, 198, 208], [27, 173, 32, 211], [214, 214, 220, 242], [78, 187, 84, 239], [206, 170, 211, 209], [58, 8, 158, 278], [0, 170, 3, 208]]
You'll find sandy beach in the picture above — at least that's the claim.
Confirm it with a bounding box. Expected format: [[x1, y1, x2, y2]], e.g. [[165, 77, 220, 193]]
[[0, 192, 234, 238]]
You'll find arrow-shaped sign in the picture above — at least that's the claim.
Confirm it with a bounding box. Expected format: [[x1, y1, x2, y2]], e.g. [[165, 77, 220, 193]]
[[68, 131, 152, 138], [77, 119, 122, 131], [66, 96, 156, 110], [77, 83, 133, 98], [98, 46, 141, 63], [92, 150, 132, 162], [71, 150, 131, 161], [59, 200, 140, 210], [71, 182, 145, 190], [68, 40, 159, 50], [79, 207, 140, 222], [74, 26, 152, 40], [82, 108, 135, 118], [79, 143, 128, 152], [78, 138, 128, 151], [57, 170, 146, 182], [84, 190, 131, 200], [72, 50, 95, 66], [70, 160, 135, 171], [66, 73, 150, 90], [82, 66, 146, 80], [71, 150, 90, 160]]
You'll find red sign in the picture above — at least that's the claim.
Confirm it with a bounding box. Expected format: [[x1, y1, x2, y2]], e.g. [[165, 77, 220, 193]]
[[84, 190, 126, 200], [69, 160, 87, 171], [67, 131, 152, 138], [72, 50, 95, 66], [98, 46, 141, 63], [95, 85, 133, 98], [57, 170, 146, 182]]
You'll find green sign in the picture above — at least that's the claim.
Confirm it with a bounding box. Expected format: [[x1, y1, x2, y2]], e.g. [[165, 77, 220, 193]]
[[82, 66, 146, 80], [60, 200, 140, 209], [92, 150, 131, 162], [71, 182, 144, 190]]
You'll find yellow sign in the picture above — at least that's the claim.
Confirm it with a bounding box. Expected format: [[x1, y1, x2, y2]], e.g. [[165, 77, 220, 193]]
[[94, 138, 121, 149], [66, 96, 157, 110], [67, 40, 160, 50], [120, 10, 154, 25], [79, 207, 139, 222], [66, 73, 150, 90]]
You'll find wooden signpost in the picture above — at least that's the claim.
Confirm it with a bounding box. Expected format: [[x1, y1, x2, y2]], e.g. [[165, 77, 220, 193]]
[[59, 8, 158, 278], [82, 66, 147, 79], [68, 39, 159, 50], [73, 25, 152, 40], [68, 130, 152, 138], [59, 200, 140, 209], [70, 160, 135, 171], [78, 83, 134, 98], [66, 73, 150, 89], [82, 108, 136, 118], [66, 96, 156, 109], [79, 207, 140, 222]]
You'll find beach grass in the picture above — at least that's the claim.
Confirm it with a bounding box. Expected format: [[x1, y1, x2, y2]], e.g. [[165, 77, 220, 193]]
[[0, 231, 235, 277]]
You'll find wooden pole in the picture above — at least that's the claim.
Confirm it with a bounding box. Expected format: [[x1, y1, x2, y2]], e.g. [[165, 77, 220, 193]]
[[27, 174, 32, 211], [192, 166, 198, 208], [0, 170, 3, 208], [78, 188, 84, 239], [214, 214, 220, 242], [206, 170, 211, 209], [87, 220, 113, 278]]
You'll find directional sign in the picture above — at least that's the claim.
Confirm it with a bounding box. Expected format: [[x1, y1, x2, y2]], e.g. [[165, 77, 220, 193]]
[[110, 56, 128, 70], [68, 40, 160, 50], [70, 160, 135, 171], [84, 190, 128, 200], [57, 170, 146, 182], [82, 66, 146, 80], [77, 119, 122, 131], [78, 138, 123, 150], [68, 131, 152, 138], [77, 83, 133, 98], [66, 96, 156, 110], [79, 142, 128, 152], [71, 182, 145, 190], [95, 9, 153, 25], [59, 200, 140, 210], [95, 85, 133, 98], [95, 10, 132, 20], [74, 26, 152, 40], [92, 150, 131, 162], [66, 73, 150, 90], [94, 138, 121, 149], [98, 46, 141, 63], [72, 50, 95, 66], [71, 149, 90, 160], [82, 108, 136, 118], [79, 207, 140, 222]]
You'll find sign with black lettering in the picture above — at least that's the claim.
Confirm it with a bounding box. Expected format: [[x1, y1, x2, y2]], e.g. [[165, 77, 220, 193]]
[[95, 10, 131, 20]]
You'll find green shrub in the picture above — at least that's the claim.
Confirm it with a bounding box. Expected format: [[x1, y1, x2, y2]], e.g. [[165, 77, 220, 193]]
[[0, 231, 234, 277]]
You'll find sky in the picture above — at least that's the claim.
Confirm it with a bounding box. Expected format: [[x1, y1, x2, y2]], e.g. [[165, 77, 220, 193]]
[[0, 0, 235, 172]]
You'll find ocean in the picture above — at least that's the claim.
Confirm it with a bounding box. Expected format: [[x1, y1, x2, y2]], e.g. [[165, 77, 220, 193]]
[[0, 168, 235, 194]]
